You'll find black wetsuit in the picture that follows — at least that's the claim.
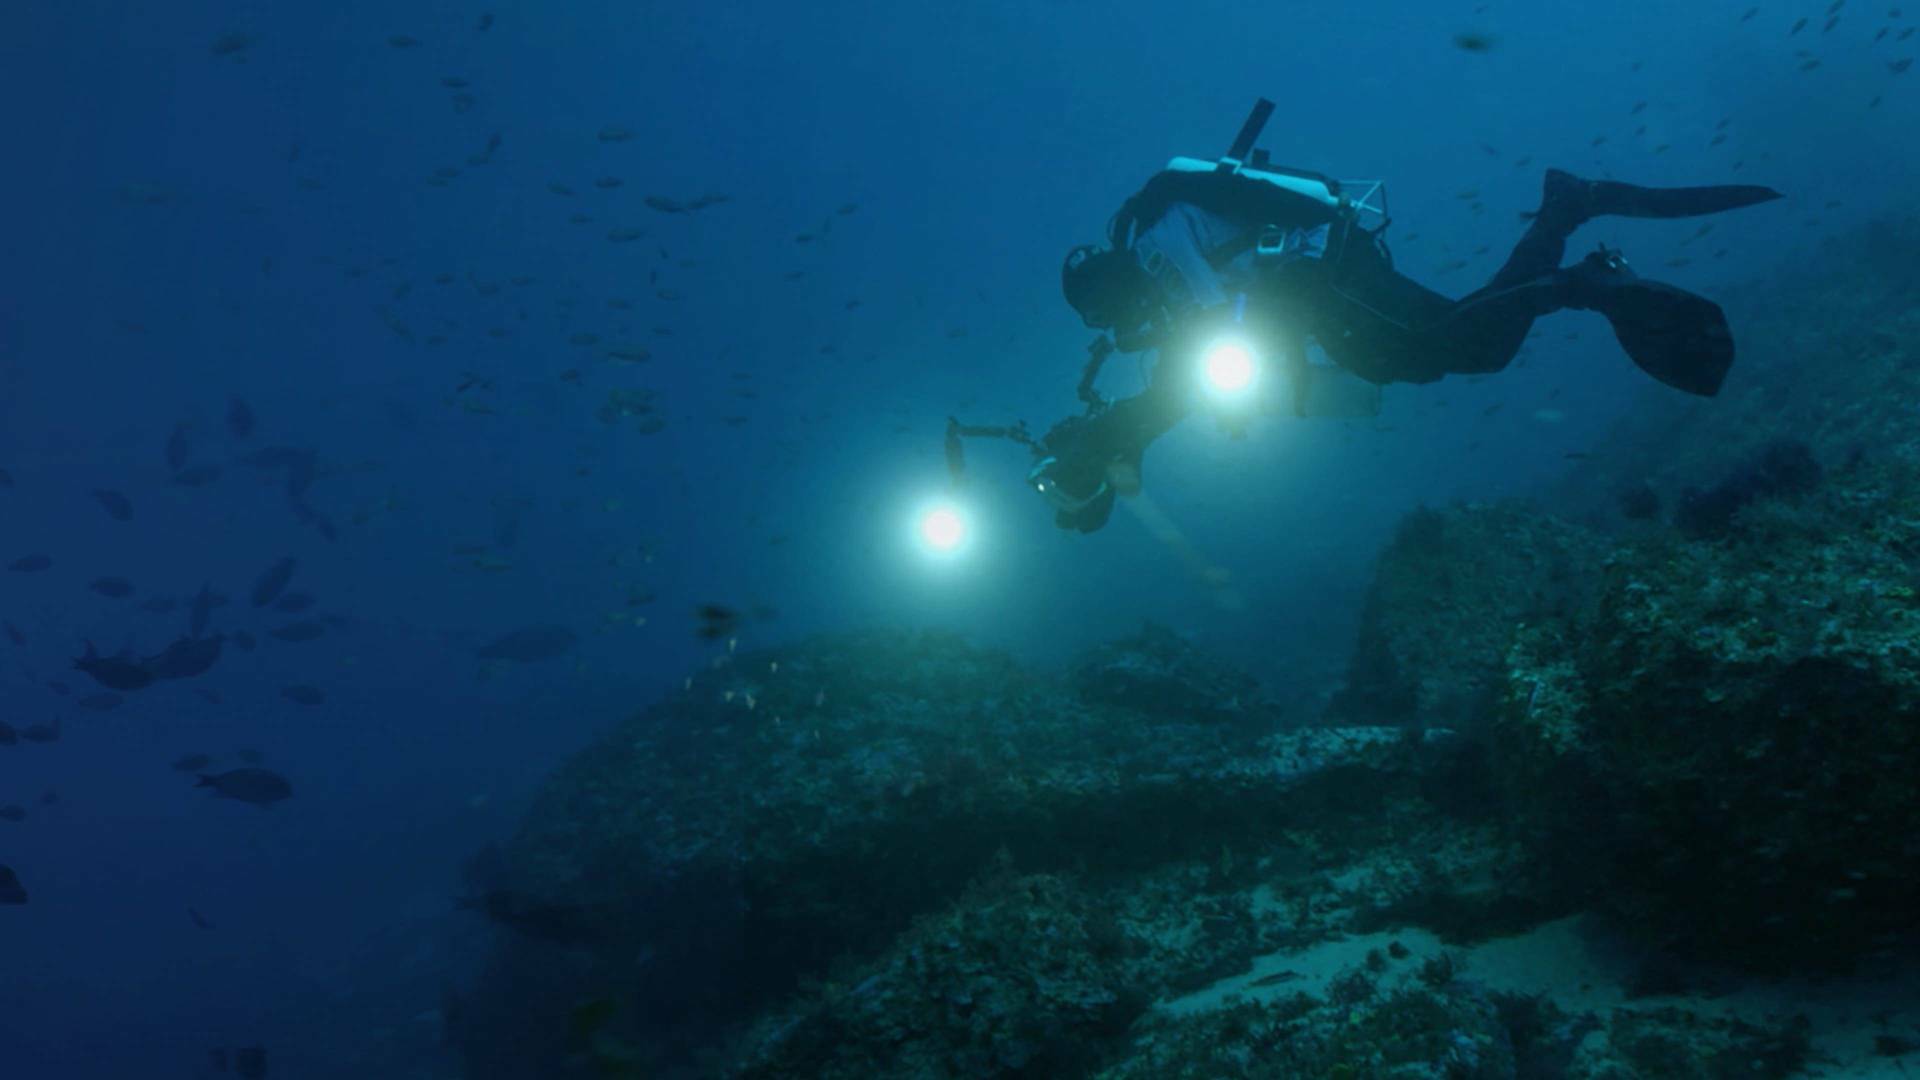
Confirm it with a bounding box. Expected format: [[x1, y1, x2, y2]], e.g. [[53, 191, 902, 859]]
[[1041, 167, 1781, 531]]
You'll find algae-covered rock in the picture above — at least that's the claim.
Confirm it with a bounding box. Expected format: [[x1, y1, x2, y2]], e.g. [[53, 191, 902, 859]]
[[1333, 501, 1609, 728], [1070, 621, 1262, 723], [453, 629, 1452, 1078], [1495, 460, 1920, 967]]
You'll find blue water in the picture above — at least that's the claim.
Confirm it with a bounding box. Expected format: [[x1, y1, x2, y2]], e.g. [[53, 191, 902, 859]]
[[1, 1, 1911, 1075]]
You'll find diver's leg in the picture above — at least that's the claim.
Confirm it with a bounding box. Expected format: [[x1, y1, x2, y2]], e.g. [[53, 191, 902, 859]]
[[1471, 169, 1783, 296], [1428, 170, 1779, 389]]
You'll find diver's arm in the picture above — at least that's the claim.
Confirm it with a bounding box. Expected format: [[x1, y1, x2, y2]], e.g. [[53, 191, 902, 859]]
[[1082, 356, 1193, 466]]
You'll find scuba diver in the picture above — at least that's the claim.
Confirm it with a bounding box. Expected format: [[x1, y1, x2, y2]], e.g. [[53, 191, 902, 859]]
[[946, 98, 1782, 533]]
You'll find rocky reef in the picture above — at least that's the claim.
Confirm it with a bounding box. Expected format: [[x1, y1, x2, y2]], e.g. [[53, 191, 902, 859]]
[[450, 220, 1920, 1078]]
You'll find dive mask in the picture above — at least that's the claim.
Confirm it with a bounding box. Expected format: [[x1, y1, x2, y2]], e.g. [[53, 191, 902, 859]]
[[1027, 456, 1109, 514]]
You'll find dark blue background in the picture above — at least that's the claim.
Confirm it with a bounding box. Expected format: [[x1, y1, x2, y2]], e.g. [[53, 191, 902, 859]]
[[0, 1, 1907, 1074]]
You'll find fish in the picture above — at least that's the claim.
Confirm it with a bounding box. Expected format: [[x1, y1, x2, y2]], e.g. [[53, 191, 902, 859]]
[[282, 685, 325, 705], [90, 576, 135, 598], [1790, 16, 1808, 33], [78, 692, 123, 711], [250, 557, 297, 607], [268, 620, 325, 643], [92, 489, 133, 521], [8, 554, 51, 572], [1452, 31, 1495, 51], [273, 592, 315, 613], [172, 753, 214, 772], [1739, 6, 1757, 20], [74, 643, 155, 691], [388, 34, 422, 48], [476, 625, 579, 662], [695, 603, 740, 641], [0, 468, 10, 487], [38, 789, 56, 806], [196, 768, 292, 806], [0, 721, 16, 746], [189, 907, 215, 930], [1892, 57, 1915, 73], [0, 805, 24, 822], [210, 31, 255, 57], [235, 1046, 268, 1080], [143, 635, 224, 680], [4, 621, 22, 646], [227, 397, 256, 439], [598, 126, 634, 142], [166, 423, 192, 472], [0, 864, 25, 904], [476, 12, 494, 31]]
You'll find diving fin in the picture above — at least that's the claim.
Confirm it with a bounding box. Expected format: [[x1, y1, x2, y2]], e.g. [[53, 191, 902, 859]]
[[1561, 249, 1734, 396], [1602, 279, 1734, 396], [1542, 168, 1782, 226]]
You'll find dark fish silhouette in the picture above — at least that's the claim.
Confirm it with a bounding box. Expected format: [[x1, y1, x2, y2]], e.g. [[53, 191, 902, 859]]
[[235, 1046, 268, 1079], [268, 620, 325, 643], [282, 685, 325, 705], [476, 625, 578, 662], [90, 576, 135, 598], [172, 753, 214, 772], [0, 865, 25, 904], [227, 397, 256, 439], [189, 906, 216, 930], [695, 603, 740, 641], [0, 721, 17, 746], [165, 424, 192, 472], [21, 721, 59, 744], [144, 635, 224, 680], [0, 805, 24, 822], [8, 554, 51, 573], [196, 768, 292, 806], [74, 643, 156, 691], [92, 489, 133, 521], [3, 621, 22, 646], [251, 557, 297, 607]]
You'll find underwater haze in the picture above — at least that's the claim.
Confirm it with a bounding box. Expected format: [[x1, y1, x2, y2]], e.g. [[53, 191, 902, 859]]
[[5, 1, 1920, 1077]]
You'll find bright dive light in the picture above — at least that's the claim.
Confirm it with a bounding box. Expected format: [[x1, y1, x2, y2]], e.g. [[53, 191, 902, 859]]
[[918, 503, 968, 553], [1202, 338, 1259, 396]]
